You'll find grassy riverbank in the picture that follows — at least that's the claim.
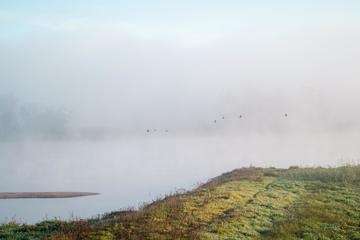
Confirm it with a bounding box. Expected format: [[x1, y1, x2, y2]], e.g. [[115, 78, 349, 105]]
[[1, 165, 360, 239]]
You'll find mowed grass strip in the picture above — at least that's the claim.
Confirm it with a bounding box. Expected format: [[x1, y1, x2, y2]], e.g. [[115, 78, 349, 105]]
[[266, 182, 360, 240], [203, 179, 308, 239]]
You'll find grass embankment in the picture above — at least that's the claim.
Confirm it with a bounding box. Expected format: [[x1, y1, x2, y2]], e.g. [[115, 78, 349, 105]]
[[1, 166, 360, 239]]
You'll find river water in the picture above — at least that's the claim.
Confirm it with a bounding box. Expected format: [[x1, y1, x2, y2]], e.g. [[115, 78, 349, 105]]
[[1, 132, 359, 223]]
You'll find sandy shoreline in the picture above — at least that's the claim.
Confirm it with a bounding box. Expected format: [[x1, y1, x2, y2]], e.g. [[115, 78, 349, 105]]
[[0, 192, 99, 199]]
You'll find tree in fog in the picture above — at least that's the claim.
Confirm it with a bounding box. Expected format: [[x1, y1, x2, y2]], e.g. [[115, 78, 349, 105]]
[[0, 95, 70, 140], [20, 104, 70, 139], [0, 96, 20, 140]]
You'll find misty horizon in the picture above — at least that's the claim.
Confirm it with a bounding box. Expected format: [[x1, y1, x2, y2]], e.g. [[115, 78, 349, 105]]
[[1, 1, 360, 133], [1, 0, 360, 223]]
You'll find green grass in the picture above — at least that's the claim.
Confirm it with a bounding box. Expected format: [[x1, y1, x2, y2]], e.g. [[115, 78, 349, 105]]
[[2, 166, 360, 239]]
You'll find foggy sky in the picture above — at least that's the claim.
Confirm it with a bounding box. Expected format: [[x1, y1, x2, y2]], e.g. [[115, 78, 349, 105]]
[[1, 1, 360, 133]]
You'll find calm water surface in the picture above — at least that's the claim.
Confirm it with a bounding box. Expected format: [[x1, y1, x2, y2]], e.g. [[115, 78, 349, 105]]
[[1, 132, 359, 223]]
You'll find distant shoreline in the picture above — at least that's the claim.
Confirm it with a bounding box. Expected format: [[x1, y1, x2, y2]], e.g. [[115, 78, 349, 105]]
[[0, 192, 99, 199]]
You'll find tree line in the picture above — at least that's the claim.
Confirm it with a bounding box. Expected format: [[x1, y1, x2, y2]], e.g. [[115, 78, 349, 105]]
[[0, 95, 69, 140]]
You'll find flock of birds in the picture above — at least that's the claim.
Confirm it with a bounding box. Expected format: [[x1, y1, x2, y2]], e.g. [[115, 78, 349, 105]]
[[146, 129, 169, 133], [146, 113, 288, 133]]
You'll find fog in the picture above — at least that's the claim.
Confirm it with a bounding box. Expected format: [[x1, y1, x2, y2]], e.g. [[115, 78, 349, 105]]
[[2, 28, 360, 133], [1, 1, 360, 222]]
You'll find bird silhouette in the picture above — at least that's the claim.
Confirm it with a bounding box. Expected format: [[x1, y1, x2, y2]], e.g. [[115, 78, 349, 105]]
[[214, 120, 217, 123], [284, 113, 288, 117], [239, 115, 242, 118], [222, 116, 225, 119]]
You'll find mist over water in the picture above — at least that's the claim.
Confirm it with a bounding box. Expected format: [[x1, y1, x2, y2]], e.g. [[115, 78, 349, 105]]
[[1, 0, 360, 223], [1, 130, 360, 223]]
